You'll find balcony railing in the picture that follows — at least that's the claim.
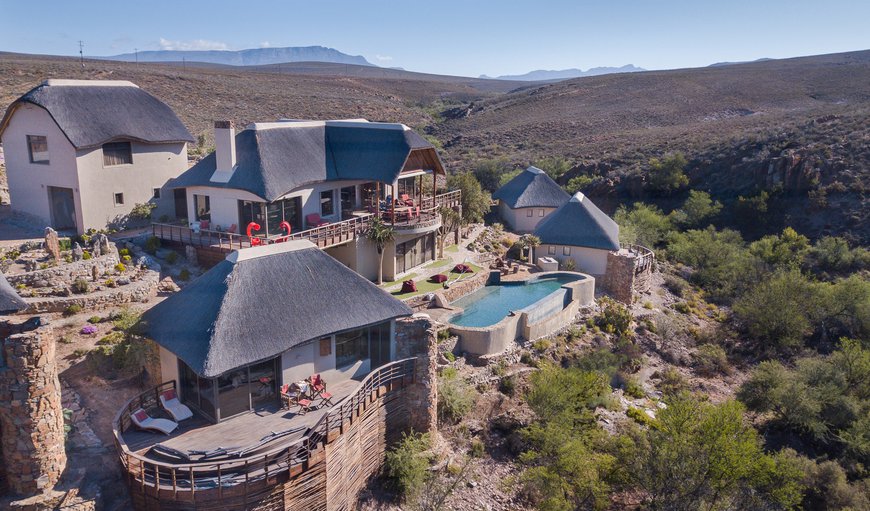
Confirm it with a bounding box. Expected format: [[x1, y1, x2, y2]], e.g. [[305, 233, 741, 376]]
[[620, 242, 655, 274], [112, 358, 417, 501]]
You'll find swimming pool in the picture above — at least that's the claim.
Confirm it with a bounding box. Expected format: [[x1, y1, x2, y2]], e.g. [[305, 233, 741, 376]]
[[449, 273, 584, 328]]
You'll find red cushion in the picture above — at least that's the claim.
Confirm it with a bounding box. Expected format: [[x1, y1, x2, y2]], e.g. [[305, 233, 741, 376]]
[[320, 392, 333, 399], [133, 410, 148, 422], [298, 399, 312, 406], [162, 389, 177, 401]]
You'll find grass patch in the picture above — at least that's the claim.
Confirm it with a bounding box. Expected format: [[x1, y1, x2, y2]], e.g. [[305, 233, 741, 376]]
[[444, 244, 459, 253], [424, 258, 451, 269], [391, 278, 445, 299]]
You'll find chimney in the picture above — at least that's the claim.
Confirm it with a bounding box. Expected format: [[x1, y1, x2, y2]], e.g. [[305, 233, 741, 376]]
[[211, 120, 236, 183]]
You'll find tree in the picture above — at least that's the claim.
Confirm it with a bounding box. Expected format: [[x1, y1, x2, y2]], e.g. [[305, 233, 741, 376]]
[[624, 396, 804, 511], [614, 202, 673, 248], [667, 227, 759, 302], [447, 172, 491, 225], [733, 270, 822, 352], [520, 234, 540, 262], [672, 190, 722, 228], [365, 216, 395, 285], [436, 205, 461, 259], [533, 156, 572, 181], [646, 152, 689, 194], [564, 174, 594, 194], [749, 227, 810, 270], [471, 158, 513, 193]]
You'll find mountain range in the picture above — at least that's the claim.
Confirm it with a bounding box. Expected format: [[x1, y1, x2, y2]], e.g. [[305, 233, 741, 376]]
[[104, 45, 372, 67], [480, 64, 644, 81]]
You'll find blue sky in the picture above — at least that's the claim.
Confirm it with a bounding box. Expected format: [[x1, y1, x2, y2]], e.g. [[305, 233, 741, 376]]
[[1, 0, 868, 77]]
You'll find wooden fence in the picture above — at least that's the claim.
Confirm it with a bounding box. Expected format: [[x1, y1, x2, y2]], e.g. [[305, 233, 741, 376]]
[[113, 358, 417, 510]]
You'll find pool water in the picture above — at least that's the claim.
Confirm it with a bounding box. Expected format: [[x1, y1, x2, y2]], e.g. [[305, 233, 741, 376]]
[[449, 274, 581, 328]]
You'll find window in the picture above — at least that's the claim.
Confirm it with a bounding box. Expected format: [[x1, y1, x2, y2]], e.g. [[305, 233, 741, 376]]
[[538, 209, 545, 217], [113, 193, 124, 205], [526, 209, 533, 217], [320, 190, 335, 217], [335, 328, 369, 368], [563, 246, 572, 256], [194, 194, 211, 221], [27, 135, 49, 164], [102, 141, 133, 166], [152, 188, 161, 199], [548, 246, 556, 255], [319, 338, 332, 357]]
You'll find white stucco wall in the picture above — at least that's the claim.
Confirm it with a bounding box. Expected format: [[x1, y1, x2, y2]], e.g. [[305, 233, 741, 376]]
[[159, 346, 181, 390], [498, 201, 556, 233], [1, 103, 189, 233], [76, 141, 188, 232], [1, 104, 82, 229], [538, 243, 611, 275]]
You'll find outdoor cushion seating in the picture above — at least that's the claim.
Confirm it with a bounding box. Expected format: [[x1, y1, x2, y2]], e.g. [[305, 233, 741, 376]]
[[199, 220, 210, 230], [281, 383, 312, 414], [401, 280, 417, 293], [307, 374, 333, 407], [453, 263, 472, 274], [430, 274, 448, 283], [159, 389, 193, 422], [305, 213, 329, 228], [130, 408, 178, 435], [226, 224, 238, 234]]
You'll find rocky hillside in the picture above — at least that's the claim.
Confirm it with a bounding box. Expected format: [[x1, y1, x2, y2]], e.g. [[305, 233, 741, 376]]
[[432, 50, 870, 242]]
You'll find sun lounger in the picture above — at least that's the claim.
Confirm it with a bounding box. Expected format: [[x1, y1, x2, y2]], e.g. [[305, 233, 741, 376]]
[[131, 408, 178, 435], [159, 389, 194, 422], [305, 213, 330, 228]]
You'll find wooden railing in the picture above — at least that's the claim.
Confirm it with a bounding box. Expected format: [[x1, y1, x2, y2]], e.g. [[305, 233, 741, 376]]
[[286, 213, 374, 248], [421, 189, 462, 210], [112, 358, 417, 501], [151, 223, 250, 251], [620, 243, 655, 274]]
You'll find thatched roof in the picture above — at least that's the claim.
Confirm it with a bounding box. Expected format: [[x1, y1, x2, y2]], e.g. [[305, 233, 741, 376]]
[[142, 240, 412, 377], [172, 120, 445, 202], [0, 80, 194, 149], [0, 274, 27, 314], [534, 192, 620, 251], [493, 166, 570, 209]]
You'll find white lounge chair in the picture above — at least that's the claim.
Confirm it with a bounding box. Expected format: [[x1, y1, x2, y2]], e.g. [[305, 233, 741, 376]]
[[130, 408, 178, 435], [159, 389, 193, 422]]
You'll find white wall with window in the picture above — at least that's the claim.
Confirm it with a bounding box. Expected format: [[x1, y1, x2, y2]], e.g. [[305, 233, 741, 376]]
[[536, 243, 610, 275], [497, 201, 558, 233], [280, 320, 395, 385]]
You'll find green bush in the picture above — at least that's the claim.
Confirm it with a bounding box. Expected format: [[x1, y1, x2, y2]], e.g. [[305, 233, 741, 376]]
[[596, 297, 632, 335], [63, 304, 83, 317], [110, 307, 143, 334], [627, 406, 657, 427], [499, 375, 517, 396], [179, 268, 191, 281], [614, 202, 673, 248], [383, 432, 432, 501], [87, 316, 102, 324], [82, 250, 92, 260], [654, 367, 689, 396], [118, 248, 131, 257], [71, 277, 90, 294], [693, 344, 731, 376], [114, 263, 126, 273], [438, 368, 475, 423], [165, 251, 179, 264], [470, 438, 486, 458], [531, 338, 552, 352], [646, 152, 689, 194], [58, 238, 72, 251], [144, 236, 161, 255]]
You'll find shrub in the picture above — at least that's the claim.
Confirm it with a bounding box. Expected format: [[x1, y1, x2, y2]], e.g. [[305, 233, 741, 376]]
[[470, 438, 486, 458], [110, 307, 143, 334], [129, 202, 156, 220], [596, 297, 632, 335], [646, 152, 689, 194], [561, 258, 577, 271], [654, 367, 689, 396], [118, 248, 131, 257], [122, 255, 132, 263], [693, 344, 731, 376], [615, 202, 673, 248], [63, 304, 83, 317], [531, 338, 551, 352], [674, 302, 692, 314], [438, 368, 475, 423], [619, 373, 646, 398], [144, 236, 161, 255], [443, 351, 455, 362], [71, 278, 90, 294], [437, 329, 451, 342], [58, 238, 72, 251], [87, 316, 102, 324], [178, 268, 191, 281], [82, 250, 92, 260], [165, 251, 179, 264], [114, 263, 126, 273], [499, 375, 517, 396], [627, 406, 657, 427], [383, 432, 432, 501], [105, 279, 116, 288], [80, 324, 98, 335]]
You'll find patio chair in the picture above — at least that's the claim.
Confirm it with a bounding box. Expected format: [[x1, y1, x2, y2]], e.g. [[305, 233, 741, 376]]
[[307, 374, 334, 407], [130, 408, 178, 435], [226, 224, 238, 234], [305, 213, 330, 228], [281, 383, 312, 414], [199, 220, 210, 230], [159, 389, 193, 422]]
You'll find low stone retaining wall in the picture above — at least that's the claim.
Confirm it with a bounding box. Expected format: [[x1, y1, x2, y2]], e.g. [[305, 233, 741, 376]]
[[22, 270, 159, 314], [5, 252, 120, 289]]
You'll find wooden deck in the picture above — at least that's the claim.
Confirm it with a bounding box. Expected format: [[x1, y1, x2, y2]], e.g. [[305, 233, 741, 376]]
[[124, 378, 361, 459]]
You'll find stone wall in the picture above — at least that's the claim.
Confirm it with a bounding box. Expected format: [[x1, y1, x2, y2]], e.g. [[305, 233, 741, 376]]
[[601, 249, 655, 304], [0, 321, 67, 497], [394, 317, 438, 433], [22, 270, 159, 314], [5, 251, 120, 289]]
